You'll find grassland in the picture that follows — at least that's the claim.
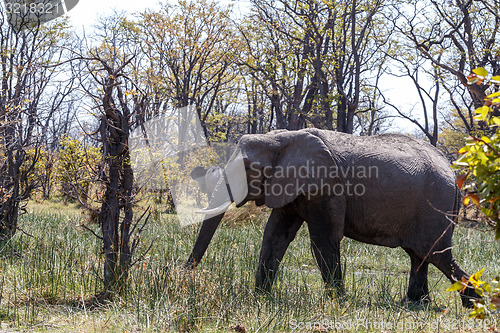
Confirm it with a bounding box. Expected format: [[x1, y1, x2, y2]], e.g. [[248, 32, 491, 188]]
[[0, 201, 498, 332]]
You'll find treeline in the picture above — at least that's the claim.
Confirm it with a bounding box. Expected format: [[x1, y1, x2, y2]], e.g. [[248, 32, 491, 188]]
[[0, 0, 498, 296]]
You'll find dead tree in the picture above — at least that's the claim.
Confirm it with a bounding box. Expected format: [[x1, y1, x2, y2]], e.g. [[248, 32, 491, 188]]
[[80, 53, 150, 296]]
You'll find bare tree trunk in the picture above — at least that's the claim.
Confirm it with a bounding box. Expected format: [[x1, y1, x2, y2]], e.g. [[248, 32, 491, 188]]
[[119, 148, 134, 282], [100, 154, 120, 290]]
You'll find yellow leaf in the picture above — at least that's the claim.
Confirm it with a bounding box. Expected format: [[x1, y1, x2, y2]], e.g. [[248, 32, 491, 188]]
[[481, 136, 492, 144], [476, 105, 491, 114], [466, 194, 480, 207], [475, 106, 490, 120], [490, 75, 500, 84], [469, 305, 485, 319], [447, 281, 464, 292], [458, 146, 469, 154], [473, 67, 488, 77], [487, 91, 500, 99], [469, 268, 486, 285]]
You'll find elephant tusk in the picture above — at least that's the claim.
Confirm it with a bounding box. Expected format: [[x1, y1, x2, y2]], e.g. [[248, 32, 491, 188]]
[[195, 201, 232, 215]]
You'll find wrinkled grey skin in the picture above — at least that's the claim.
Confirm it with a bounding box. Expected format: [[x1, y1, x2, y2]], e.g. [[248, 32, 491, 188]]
[[185, 128, 478, 307]]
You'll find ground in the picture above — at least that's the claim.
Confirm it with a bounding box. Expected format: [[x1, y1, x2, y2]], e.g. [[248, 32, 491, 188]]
[[0, 201, 497, 332]]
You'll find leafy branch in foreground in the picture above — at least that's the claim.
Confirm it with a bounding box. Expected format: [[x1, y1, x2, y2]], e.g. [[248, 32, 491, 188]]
[[451, 67, 500, 319], [455, 67, 500, 237]]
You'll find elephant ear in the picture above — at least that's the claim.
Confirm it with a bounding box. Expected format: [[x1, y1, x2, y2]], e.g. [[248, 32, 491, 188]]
[[265, 131, 336, 208]]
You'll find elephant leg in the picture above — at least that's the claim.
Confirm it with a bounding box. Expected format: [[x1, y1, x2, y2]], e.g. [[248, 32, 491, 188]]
[[424, 248, 477, 308], [403, 248, 430, 303], [255, 208, 303, 292], [308, 223, 343, 295], [302, 198, 345, 296], [255, 208, 304, 292]]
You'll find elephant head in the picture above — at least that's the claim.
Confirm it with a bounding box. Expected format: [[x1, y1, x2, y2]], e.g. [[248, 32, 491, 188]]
[[185, 130, 335, 267]]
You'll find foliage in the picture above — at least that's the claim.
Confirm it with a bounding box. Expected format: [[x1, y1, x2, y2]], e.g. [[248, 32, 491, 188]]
[[56, 135, 101, 204], [242, 0, 391, 132], [454, 68, 500, 236], [23, 148, 57, 201], [0, 11, 74, 242], [451, 67, 500, 320], [137, 0, 239, 130], [439, 109, 473, 159]]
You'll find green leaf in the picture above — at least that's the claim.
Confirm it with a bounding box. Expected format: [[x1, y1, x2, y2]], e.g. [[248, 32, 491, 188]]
[[473, 67, 488, 77]]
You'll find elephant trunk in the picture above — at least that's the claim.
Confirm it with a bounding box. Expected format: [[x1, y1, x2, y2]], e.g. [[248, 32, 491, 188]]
[[186, 150, 248, 268], [185, 213, 225, 268], [185, 173, 232, 268]]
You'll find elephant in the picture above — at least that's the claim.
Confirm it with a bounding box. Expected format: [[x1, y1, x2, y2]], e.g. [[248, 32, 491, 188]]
[[185, 128, 478, 307]]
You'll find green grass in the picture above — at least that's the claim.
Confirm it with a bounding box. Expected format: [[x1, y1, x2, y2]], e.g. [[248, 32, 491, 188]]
[[0, 202, 498, 332]]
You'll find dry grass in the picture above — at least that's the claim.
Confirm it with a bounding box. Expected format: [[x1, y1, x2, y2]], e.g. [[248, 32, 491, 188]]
[[222, 202, 270, 227]]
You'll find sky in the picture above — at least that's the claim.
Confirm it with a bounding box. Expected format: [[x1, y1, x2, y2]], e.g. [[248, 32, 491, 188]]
[[66, 0, 163, 27], [66, 0, 248, 27]]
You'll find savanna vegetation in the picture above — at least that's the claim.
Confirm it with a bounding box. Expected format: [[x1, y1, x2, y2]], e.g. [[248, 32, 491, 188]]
[[0, 0, 500, 331]]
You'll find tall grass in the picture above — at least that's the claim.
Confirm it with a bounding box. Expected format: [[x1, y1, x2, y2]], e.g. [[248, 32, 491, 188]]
[[0, 203, 498, 332]]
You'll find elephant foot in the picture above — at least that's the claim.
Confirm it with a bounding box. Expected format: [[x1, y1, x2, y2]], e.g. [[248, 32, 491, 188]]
[[255, 275, 273, 294], [255, 266, 276, 293], [404, 294, 432, 307], [324, 281, 345, 299], [255, 276, 274, 294], [255, 285, 271, 294]]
